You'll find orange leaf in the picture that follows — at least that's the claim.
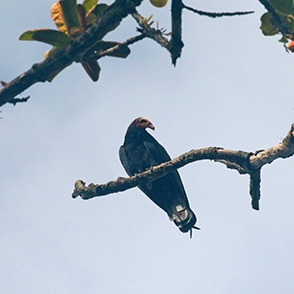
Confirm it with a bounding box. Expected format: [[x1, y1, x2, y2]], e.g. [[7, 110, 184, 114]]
[[288, 41, 294, 52], [51, 2, 68, 33]]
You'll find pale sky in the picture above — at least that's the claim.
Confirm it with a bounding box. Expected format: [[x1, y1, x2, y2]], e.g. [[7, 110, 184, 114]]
[[1, 0, 294, 293]]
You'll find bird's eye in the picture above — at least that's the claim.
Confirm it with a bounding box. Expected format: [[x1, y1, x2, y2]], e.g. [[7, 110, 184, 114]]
[[140, 119, 147, 123]]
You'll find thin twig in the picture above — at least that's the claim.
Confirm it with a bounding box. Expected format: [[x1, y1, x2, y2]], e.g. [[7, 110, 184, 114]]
[[79, 34, 147, 62], [7, 96, 30, 106], [131, 10, 170, 51], [183, 5, 254, 18], [96, 34, 146, 60]]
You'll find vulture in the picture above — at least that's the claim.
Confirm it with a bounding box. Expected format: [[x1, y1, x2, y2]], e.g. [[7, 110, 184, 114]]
[[119, 117, 199, 237]]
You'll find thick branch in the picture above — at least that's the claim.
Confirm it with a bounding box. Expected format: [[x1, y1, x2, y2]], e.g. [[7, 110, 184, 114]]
[[0, 0, 143, 107], [170, 0, 184, 65], [249, 123, 294, 169], [72, 124, 294, 210], [250, 170, 261, 210]]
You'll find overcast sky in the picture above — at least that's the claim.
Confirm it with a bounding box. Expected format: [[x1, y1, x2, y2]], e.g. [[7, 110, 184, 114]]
[[1, 0, 294, 293]]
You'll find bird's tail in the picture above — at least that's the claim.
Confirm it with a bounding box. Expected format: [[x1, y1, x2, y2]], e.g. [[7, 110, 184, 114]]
[[171, 205, 199, 233]]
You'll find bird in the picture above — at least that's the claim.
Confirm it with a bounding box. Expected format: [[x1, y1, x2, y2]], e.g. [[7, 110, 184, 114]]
[[119, 117, 199, 237]]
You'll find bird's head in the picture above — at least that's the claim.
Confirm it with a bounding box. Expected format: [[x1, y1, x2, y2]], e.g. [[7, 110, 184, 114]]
[[124, 117, 155, 141], [135, 117, 155, 131]]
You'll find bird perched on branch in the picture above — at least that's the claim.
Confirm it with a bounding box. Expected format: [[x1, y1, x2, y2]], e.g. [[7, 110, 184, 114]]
[[119, 117, 199, 237]]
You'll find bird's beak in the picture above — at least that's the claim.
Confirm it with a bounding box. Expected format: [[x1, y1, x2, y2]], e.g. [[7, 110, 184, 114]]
[[148, 123, 155, 130]]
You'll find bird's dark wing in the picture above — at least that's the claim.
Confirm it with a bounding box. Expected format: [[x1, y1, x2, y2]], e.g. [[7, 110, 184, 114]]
[[142, 132, 187, 200], [142, 133, 172, 164], [140, 132, 193, 219], [119, 145, 135, 177]]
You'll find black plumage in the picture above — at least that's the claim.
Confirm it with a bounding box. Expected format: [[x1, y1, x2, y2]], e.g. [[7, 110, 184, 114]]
[[119, 117, 199, 236]]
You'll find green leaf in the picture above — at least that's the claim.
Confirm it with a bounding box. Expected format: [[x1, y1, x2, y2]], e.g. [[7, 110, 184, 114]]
[[85, 12, 97, 25], [279, 35, 289, 43], [82, 61, 101, 81], [43, 47, 73, 81], [19, 29, 72, 47], [19, 30, 37, 41], [268, 0, 294, 15], [94, 41, 131, 58], [44, 47, 61, 59], [285, 14, 294, 31], [260, 12, 279, 36], [92, 4, 108, 18], [47, 62, 73, 82], [59, 0, 81, 33], [85, 4, 108, 26], [51, 2, 68, 33], [77, 4, 87, 28], [82, 0, 98, 14]]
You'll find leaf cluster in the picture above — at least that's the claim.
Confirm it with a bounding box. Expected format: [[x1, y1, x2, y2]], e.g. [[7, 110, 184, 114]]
[[0, 1, 254, 106], [260, 0, 294, 49], [19, 0, 130, 81]]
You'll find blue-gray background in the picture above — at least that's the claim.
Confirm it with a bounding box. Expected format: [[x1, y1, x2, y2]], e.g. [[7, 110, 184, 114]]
[[1, 0, 294, 293]]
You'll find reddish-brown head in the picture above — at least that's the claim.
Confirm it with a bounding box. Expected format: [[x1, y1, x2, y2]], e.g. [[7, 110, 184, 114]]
[[135, 117, 155, 131]]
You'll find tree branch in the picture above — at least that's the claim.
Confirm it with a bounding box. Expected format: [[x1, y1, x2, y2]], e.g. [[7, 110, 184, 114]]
[[72, 124, 294, 210], [7, 96, 30, 105], [249, 123, 294, 169], [250, 169, 261, 210], [82, 33, 147, 61], [169, 0, 254, 65], [0, 1, 255, 107], [131, 10, 170, 51], [182, 5, 254, 18], [0, 0, 143, 107], [170, 0, 184, 65], [71, 148, 252, 199]]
